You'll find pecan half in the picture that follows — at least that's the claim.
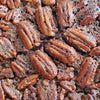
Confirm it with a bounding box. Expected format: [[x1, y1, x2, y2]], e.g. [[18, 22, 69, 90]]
[[57, 0, 74, 30], [11, 54, 34, 78], [0, 37, 17, 59], [0, 20, 11, 31], [0, 81, 5, 100], [5, 9, 22, 24], [17, 74, 38, 90], [35, 6, 58, 36], [0, 5, 8, 18], [30, 50, 57, 79], [77, 57, 98, 88], [37, 79, 57, 100], [76, 4, 100, 25], [11, 60, 26, 78], [7, 0, 21, 9], [63, 28, 97, 52], [0, 68, 14, 79], [18, 21, 41, 50], [89, 46, 100, 56], [2, 79, 22, 100], [60, 80, 76, 92], [23, 85, 37, 100], [41, 0, 55, 6], [45, 39, 78, 64]]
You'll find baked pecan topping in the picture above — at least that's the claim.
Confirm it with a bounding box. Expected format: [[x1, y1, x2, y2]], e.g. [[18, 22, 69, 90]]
[[0, 68, 14, 79], [30, 50, 57, 79], [57, 0, 74, 29], [0, 81, 5, 100], [45, 39, 78, 64], [0, 5, 8, 18], [76, 4, 100, 25], [7, 0, 21, 9], [63, 28, 97, 52], [17, 74, 38, 90], [77, 57, 98, 88], [41, 0, 55, 6], [18, 21, 41, 50], [2, 79, 22, 100], [0, 20, 11, 31], [60, 80, 76, 92], [37, 79, 57, 100], [35, 6, 58, 36], [0, 37, 17, 59]]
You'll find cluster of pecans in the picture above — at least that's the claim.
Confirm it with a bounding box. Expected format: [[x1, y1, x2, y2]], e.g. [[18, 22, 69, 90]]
[[0, 0, 100, 100]]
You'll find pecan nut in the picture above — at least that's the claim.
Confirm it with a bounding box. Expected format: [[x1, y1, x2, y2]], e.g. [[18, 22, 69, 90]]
[[35, 6, 58, 36], [5, 9, 22, 24], [30, 50, 57, 79], [2, 79, 22, 100], [41, 0, 55, 6], [57, 0, 74, 29], [17, 74, 38, 90], [23, 85, 37, 100], [11, 61, 26, 78], [11, 54, 34, 78], [0, 20, 11, 31], [60, 80, 76, 92], [68, 92, 83, 100], [25, 0, 41, 6], [0, 37, 17, 59], [76, 4, 100, 25], [0, 5, 8, 18], [0, 81, 5, 100], [89, 46, 100, 56], [37, 79, 57, 100], [7, 0, 21, 9], [63, 28, 97, 52], [0, 68, 14, 79], [45, 39, 78, 64], [18, 21, 41, 50], [77, 57, 98, 88]]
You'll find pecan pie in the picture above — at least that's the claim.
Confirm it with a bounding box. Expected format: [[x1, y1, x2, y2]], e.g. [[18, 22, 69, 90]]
[[0, 0, 99, 100]]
